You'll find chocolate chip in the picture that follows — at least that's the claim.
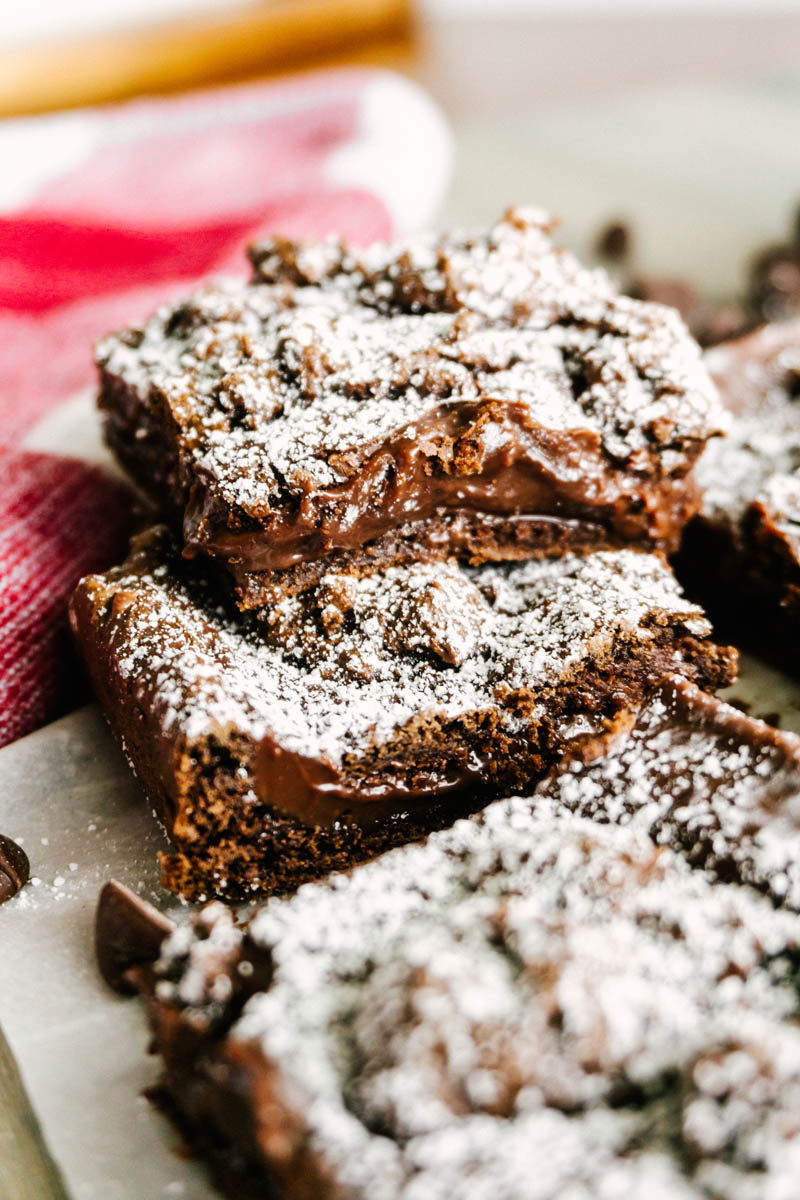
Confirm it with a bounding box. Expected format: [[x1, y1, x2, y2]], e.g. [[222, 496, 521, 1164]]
[[0, 834, 30, 904], [784, 365, 800, 401], [594, 220, 632, 262], [95, 880, 175, 994], [164, 301, 203, 338], [118, 326, 144, 349]]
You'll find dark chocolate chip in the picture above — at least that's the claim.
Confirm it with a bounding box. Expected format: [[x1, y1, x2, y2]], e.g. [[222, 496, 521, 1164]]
[[594, 220, 632, 262], [785, 365, 800, 401], [118, 326, 145, 350], [164, 301, 204, 339], [0, 834, 30, 904], [95, 880, 175, 994]]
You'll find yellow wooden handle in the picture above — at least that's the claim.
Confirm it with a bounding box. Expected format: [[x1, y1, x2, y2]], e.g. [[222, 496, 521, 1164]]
[[0, 0, 412, 117]]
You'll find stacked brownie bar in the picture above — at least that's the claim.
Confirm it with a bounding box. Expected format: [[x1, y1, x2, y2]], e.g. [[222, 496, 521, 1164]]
[[73, 531, 733, 899], [71, 207, 734, 900], [97, 206, 721, 606]]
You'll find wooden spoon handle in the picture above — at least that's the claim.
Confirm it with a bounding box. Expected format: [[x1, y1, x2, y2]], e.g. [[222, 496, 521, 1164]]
[[0, 0, 412, 118]]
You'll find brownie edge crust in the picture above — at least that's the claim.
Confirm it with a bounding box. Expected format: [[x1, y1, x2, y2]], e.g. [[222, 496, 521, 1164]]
[[70, 527, 735, 901]]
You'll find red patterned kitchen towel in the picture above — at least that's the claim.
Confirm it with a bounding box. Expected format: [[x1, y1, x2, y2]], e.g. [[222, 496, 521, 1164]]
[[0, 69, 451, 748]]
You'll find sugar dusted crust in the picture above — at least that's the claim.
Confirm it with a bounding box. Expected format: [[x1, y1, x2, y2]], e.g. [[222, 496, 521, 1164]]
[[69, 529, 734, 899], [97, 208, 722, 601]]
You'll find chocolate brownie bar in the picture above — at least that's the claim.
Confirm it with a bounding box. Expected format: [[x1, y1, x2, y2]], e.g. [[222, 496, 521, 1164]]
[[537, 673, 800, 906], [69, 527, 734, 900], [116, 810, 800, 1200], [96, 208, 723, 609], [676, 318, 800, 671]]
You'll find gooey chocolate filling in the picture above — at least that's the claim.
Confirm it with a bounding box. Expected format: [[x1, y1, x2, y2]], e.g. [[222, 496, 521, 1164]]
[[183, 402, 703, 573]]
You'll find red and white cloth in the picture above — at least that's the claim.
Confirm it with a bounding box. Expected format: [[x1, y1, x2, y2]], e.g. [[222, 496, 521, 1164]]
[[0, 69, 451, 749]]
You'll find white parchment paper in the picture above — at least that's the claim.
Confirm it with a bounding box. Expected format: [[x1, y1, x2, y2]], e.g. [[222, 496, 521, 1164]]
[[0, 707, 216, 1200]]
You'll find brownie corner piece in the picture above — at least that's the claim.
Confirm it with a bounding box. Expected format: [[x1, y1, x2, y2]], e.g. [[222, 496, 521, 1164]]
[[70, 526, 735, 901], [96, 207, 723, 607]]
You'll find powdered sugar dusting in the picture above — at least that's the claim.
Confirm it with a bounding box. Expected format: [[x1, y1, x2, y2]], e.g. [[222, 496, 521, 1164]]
[[78, 533, 709, 766], [155, 807, 800, 1198], [699, 320, 800, 523], [537, 679, 800, 909], [97, 208, 721, 522]]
